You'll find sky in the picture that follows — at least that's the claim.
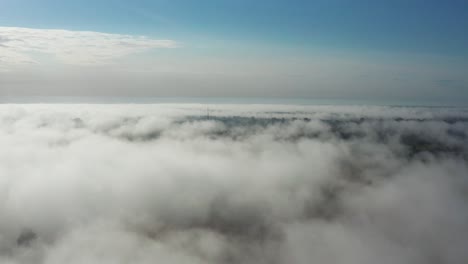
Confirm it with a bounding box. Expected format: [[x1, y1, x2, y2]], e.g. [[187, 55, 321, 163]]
[[0, 0, 468, 105]]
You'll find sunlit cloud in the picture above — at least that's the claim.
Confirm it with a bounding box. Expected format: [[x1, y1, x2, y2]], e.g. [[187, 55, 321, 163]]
[[0, 104, 467, 263], [0, 27, 178, 68]]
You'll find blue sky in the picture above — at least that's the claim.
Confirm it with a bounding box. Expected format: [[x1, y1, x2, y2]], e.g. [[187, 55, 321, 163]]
[[2, 0, 468, 55], [0, 0, 468, 104]]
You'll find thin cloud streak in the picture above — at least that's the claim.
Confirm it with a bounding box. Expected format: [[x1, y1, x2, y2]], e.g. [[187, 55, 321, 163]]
[[0, 27, 178, 67]]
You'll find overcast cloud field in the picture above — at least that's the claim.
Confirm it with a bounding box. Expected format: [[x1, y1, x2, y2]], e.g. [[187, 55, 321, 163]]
[[0, 104, 467, 264]]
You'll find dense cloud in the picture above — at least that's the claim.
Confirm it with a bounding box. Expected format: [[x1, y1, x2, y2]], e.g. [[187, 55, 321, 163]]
[[0, 104, 467, 264]]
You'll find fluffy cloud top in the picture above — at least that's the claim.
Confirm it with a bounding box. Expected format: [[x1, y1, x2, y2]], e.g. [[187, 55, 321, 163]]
[[0, 104, 467, 264], [0, 27, 178, 67]]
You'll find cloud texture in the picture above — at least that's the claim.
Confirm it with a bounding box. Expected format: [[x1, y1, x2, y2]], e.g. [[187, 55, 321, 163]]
[[0, 104, 467, 264], [0, 27, 177, 68]]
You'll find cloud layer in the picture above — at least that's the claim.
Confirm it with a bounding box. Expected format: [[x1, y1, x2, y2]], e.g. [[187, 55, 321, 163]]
[[0, 27, 177, 68], [0, 104, 467, 264]]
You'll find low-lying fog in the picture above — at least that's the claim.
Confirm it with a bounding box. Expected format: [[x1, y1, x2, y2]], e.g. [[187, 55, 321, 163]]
[[0, 104, 467, 264]]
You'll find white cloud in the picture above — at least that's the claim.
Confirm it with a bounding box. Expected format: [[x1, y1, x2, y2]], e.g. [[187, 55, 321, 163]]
[[0, 104, 467, 263], [0, 27, 178, 67]]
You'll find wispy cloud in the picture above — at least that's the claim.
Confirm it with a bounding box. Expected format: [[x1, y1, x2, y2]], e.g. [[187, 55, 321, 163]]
[[0, 27, 178, 67]]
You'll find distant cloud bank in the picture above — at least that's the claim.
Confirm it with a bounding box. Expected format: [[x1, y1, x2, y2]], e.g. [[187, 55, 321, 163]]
[[0, 104, 467, 264], [0, 27, 178, 68]]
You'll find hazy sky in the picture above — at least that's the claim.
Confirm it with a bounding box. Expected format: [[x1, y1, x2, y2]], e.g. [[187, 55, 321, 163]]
[[0, 0, 467, 104]]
